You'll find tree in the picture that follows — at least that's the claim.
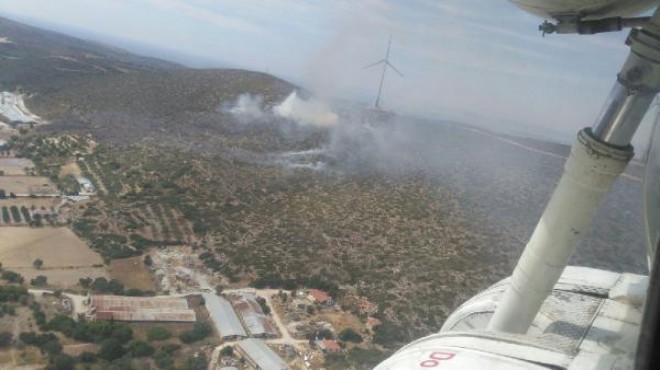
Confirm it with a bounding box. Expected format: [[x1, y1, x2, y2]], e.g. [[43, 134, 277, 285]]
[[79, 351, 97, 363], [143, 255, 153, 267], [373, 322, 406, 348], [338, 328, 363, 343], [46, 315, 76, 337], [33, 259, 43, 270], [98, 339, 126, 361], [256, 297, 271, 315], [220, 346, 233, 357], [41, 339, 63, 356], [215, 284, 224, 295], [181, 353, 207, 370], [79, 277, 92, 288], [1, 270, 24, 284], [0, 332, 12, 347], [31, 275, 48, 287], [46, 354, 75, 370]]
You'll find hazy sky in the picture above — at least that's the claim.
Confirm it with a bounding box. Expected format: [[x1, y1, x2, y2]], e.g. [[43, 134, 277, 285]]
[[0, 0, 656, 147]]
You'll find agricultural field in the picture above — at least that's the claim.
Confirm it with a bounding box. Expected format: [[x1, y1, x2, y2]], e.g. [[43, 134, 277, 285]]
[[108, 256, 158, 291], [0, 176, 58, 196], [0, 157, 34, 175], [57, 160, 82, 178], [0, 205, 31, 225], [0, 227, 107, 288]]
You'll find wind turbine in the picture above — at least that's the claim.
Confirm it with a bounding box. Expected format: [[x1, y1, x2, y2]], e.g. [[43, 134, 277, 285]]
[[363, 35, 403, 109]]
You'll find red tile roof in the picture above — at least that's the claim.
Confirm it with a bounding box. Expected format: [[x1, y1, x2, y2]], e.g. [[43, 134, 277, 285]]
[[322, 339, 341, 351], [308, 289, 331, 303]]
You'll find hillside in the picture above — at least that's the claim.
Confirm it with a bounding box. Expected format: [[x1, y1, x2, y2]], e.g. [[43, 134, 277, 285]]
[[0, 14, 648, 357], [0, 15, 180, 91]]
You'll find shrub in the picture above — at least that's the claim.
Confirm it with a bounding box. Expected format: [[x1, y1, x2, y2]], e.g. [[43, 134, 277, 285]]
[[45, 354, 75, 370], [31, 275, 48, 287], [179, 323, 212, 344], [338, 328, 363, 343], [33, 259, 43, 269], [146, 326, 171, 342], [2, 207, 9, 223], [128, 340, 155, 357], [79, 351, 97, 363], [98, 338, 125, 361], [0, 331, 12, 347], [0, 271, 24, 284], [9, 206, 20, 222], [220, 346, 233, 357]]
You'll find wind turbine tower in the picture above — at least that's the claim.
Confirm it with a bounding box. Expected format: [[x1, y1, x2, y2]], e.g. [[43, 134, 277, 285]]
[[364, 35, 403, 109]]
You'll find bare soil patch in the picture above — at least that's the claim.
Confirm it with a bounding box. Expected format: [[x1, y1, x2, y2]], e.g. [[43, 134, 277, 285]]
[[58, 161, 82, 178], [108, 256, 157, 291]]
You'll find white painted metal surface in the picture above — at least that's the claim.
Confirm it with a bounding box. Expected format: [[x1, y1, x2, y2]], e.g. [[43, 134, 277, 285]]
[[488, 130, 633, 333], [376, 267, 647, 369], [509, 0, 658, 19]]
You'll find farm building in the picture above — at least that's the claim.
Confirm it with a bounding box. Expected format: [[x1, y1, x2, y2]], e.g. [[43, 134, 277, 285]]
[[75, 176, 96, 195], [307, 289, 333, 306], [227, 292, 278, 338], [91, 295, 196, 322], [235, 338, 290, 370], [208, 295, 248, 340], [315, 339, 341, 353]]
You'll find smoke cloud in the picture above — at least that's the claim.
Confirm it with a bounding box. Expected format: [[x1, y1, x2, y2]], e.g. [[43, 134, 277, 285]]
[[273, 91, 338, 127], [227, 90, 338, 128], [227, 93, 266, 122]]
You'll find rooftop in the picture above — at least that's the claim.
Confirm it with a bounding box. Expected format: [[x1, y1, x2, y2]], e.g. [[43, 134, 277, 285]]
[[92, 295, 196, 322], [227, 292, 278, 337], [209, 295, 248, 338], [236, 338, 290, 370], [316, 339, 341, 352], [308, 289, 331, 303]]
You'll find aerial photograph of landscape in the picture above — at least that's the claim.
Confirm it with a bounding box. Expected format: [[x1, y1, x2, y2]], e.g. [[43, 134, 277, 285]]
[[0, 0, 658, 369]]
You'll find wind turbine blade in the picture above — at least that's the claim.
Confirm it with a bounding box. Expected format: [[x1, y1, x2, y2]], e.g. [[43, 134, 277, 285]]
[[385, 34, 392, 59], [386, 61, 404, 77], [363, 59, 385, 69]]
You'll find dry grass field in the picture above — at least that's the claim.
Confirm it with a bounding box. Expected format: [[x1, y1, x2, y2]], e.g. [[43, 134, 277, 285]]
[[58, 161, 82, 178], [0, 227, 102, 267], [0, 227, 107, 287], [14, 266, 107, 288], [0, 157, 33, 175], [108, 256, 157, 291], [0, 176, 58, 196], [0, 198, 60, 209]]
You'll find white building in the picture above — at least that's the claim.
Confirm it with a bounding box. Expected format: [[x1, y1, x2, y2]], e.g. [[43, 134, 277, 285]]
[[75, 176, 96, 195]]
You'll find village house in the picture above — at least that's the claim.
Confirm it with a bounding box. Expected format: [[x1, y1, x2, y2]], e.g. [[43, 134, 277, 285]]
[[307, 289, 333, 306]]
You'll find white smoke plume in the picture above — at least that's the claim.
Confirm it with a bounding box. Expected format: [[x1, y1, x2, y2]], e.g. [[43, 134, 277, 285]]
[[227, 91, 339, 128], [273, 91, 338, 127], [228, 93, 266, 121]]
